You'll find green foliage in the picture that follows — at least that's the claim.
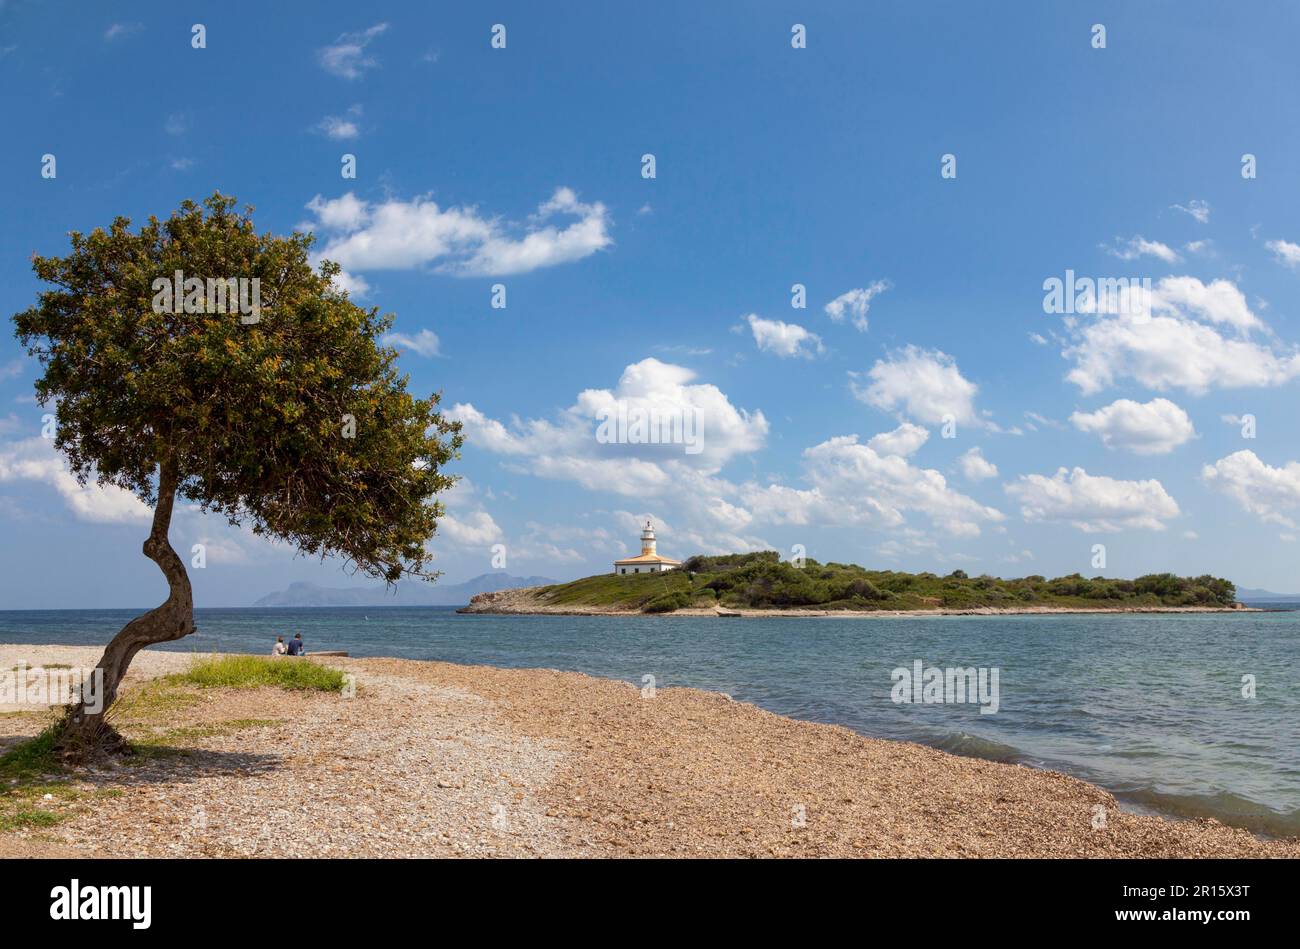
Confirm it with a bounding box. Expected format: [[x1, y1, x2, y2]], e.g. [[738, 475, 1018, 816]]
[[13, 193, 461, 583], [170, 655, 347, 692], [0, 724, 63, 782], [530, 552, 1238, 613], [643, 590, 692, 613]]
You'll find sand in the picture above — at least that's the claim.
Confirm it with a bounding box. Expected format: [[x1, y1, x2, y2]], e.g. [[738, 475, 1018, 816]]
[[0, 644, 1294, 859]]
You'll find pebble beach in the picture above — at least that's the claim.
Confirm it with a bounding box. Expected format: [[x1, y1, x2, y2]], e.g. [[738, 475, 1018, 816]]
[[1, 644, 1295, 859]]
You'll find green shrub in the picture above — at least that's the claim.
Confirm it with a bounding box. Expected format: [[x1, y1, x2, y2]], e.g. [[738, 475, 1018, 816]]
[[643, 591, 691, 613]]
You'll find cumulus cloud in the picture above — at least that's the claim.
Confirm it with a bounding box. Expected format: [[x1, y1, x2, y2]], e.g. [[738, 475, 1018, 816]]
[[447, 360, 779, 554], [823, 281, 890, 332], [304, 187, 611, 279], [866, 422, 929, 457], [318, 23, 389, 79], [744, 433, 1004, 537], [0, 437, 150, 524], [1004, 467, 1179, 533], [745, 314, 823, 358], [449, 357, 767, 480], [851, 345, 988, 428], [1266, 239, 1300, 269], [382, 328, 441, 357], [957, 447, 998, 480], [1102, 235, 1181, 263], [1069, 397, 1196, 455], [438, 509, 503, 546], [1061, 276, 1300, 394], [1203, 450, 1300, 528]]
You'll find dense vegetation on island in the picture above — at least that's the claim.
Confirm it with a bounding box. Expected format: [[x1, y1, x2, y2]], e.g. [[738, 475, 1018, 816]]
[[529, 551, 1239, 613]]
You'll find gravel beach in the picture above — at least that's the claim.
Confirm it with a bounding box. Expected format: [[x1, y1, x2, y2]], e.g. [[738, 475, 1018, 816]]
[[1, 644, 1295, 859]]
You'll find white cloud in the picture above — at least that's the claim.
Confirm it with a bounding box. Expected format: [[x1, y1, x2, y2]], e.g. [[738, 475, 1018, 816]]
[[0, 437, 150, 524], [1150, 276, 1260, 331], [318, 22, 389, 79], [852, 345, 986, 428], [0, 360, 23, 381], [1069, 397, 1196, 455], [1203, 450, 1300, 529], [1004, 467, 1179, 533], [745, 314, 823, 358], [447, 360, 774, 554], [104, 23, 142, 42], [1266, 239, 1300, 269], [316, 106, 362, 140], [957, 447, 998, 480], [1170, 199, 1210, 224], [1062, 276, 1300, 394], [439, 509, 503, 546], [304, 187, 611, 278], [382, 328, 441, 357], [866, 422, 929, 457], [449, 357, 767, 480], [744, 434, 1004, 537], [1102, 235, 1181, 263], [317, 117, 359, 140], [823, 281, 890, 332]]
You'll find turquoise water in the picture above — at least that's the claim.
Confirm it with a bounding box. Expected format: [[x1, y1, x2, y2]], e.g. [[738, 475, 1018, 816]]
[[2, 606, 1297, 837]]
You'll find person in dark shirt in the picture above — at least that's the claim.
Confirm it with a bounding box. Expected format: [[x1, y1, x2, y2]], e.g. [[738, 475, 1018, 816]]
[[285, 633, 305, 656]]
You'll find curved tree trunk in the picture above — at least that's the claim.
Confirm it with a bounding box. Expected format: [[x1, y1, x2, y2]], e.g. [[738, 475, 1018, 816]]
[[62, 458, 194, 747]]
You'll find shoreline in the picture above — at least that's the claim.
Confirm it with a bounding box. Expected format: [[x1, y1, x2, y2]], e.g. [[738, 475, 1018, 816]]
[[459, 586, 1261, 617], [1, 643, 1295, 857]]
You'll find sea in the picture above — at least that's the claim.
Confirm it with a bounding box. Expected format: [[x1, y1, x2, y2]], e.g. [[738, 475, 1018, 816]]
[[2, 605, 1297, 837]]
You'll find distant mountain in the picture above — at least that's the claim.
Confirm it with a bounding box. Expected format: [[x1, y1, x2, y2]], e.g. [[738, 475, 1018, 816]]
[[253, 573, 557, 607], [1236, 587, 1300, 602]]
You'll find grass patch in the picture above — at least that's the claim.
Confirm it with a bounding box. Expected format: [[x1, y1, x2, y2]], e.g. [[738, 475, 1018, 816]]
[[0, 727, 75, 833], [0, 808, 63, 832], [170, 655, 346, 693], [0, 725, 63, 783], [108, 678, 201, 725]]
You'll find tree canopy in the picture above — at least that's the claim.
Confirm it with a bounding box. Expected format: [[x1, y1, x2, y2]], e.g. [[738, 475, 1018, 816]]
[[14, 192, 461, 583]]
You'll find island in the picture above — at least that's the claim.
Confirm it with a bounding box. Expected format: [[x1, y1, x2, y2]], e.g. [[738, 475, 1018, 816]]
[[459, 551, 1246, 616]]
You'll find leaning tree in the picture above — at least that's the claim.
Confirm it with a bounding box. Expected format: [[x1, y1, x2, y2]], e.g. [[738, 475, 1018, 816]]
[[13, 193, 461, 751]]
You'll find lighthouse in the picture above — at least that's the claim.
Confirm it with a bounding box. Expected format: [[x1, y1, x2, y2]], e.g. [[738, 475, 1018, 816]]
[[613, 520, 682, 574]]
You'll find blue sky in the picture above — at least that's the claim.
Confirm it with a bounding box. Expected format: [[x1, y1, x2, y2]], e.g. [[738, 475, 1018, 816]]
[[3, 1, 1300, 608]]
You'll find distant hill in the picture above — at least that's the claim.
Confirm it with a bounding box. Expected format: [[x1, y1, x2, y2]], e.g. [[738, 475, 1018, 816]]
[[1236, 587, 1300, 602], [253, 573, 557, 608]]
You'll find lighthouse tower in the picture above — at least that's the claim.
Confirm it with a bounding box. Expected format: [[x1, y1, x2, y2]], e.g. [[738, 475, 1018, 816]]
[[613, 519, 682, 574]]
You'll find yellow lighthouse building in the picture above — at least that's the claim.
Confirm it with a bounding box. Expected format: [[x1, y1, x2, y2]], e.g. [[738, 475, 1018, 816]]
[[613, 520, 681, 574]]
